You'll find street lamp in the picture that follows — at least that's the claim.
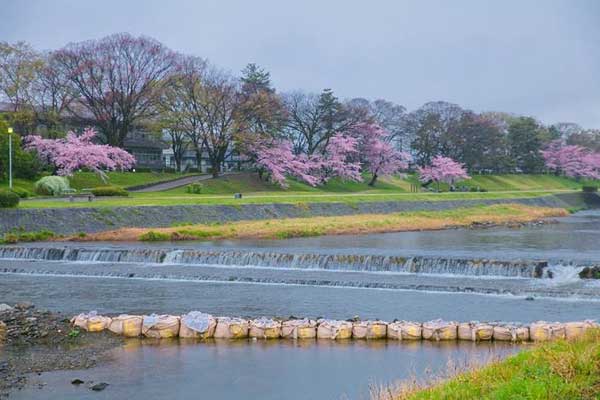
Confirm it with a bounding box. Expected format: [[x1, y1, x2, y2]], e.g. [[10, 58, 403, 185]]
[[7, 127, 13, 190]]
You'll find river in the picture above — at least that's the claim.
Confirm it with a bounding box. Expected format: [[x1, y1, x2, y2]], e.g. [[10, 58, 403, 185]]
[[1, 210, 599, 399]]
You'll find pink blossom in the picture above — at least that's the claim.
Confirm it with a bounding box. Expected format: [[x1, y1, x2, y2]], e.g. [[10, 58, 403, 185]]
[[350, 123, 411, 185], [541, 140, 600, 179], [250, 139, 319, 188], [318, 134, 362, 183], [25, 128, 136, 180], [418, 155, 470, 185]]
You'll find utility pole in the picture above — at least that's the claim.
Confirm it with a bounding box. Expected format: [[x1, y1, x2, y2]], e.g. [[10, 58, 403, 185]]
[[7, 127, 13, 189]]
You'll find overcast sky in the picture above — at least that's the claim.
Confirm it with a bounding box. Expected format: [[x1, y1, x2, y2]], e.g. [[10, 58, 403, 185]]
[[2, 0, 599, 127]]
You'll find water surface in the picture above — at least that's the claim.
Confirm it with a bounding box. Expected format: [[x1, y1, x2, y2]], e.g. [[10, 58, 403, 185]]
[[11, 340, 520, 400]]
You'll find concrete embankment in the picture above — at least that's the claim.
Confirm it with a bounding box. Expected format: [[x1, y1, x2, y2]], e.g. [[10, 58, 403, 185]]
[[0, 192, 598, 235]]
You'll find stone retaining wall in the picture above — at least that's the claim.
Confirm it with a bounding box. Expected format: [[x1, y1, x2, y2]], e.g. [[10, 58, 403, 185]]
[[1, 192, 598, 235]]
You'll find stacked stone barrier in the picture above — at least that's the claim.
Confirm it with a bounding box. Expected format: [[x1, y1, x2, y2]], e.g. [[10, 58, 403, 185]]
[[70, 311, 599, 343]]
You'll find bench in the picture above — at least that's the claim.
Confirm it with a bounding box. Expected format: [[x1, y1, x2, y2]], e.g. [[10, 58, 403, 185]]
[[67, 189, 95, 202]]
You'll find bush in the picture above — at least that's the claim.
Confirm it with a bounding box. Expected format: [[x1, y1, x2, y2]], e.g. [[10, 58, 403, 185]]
[[10, 188, 31, 198], [139, 231, 171, 241], [0, 190, 19, 208], [91, 186, 129, 197], [186, 183, 203, 194], [582, 186, 598, 193], [0, 229, 56, 244], [34, 176, 70, 196]]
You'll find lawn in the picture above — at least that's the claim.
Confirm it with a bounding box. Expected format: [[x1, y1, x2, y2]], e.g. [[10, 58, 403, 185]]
[[66, 171, 199, 190], [379, 329, 600, 400], [1, 172, 593, 209], [0, 171, 198, 193], [17, 190, 565, 209]]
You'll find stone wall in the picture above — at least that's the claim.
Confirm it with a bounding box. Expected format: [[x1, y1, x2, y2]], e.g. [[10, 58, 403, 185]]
[[1, 192, 598, 235]]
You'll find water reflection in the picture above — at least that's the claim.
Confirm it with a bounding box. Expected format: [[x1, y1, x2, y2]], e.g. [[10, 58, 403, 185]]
[[13, 339, 522, 400]]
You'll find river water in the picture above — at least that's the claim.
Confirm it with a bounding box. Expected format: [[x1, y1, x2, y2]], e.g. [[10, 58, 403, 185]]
[[1, 210, 600, 399]]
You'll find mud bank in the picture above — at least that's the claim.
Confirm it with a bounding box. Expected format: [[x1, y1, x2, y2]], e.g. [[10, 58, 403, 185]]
[[0, 303, 122, 397], [1, 193, 597, 236]]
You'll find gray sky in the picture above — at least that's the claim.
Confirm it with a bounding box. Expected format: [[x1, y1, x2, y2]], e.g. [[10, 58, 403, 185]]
[[2, 0, 599, 127]]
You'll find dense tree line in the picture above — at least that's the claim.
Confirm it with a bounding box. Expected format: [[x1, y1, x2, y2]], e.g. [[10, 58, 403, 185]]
[[1, 33, 599, 183]]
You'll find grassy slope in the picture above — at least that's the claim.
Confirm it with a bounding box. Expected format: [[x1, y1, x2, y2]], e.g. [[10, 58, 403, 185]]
[[0, 172, 197, 193], [74, 204, 567, 241], [18, 191, 563, 209], [388, 330, 600, 400], [66, 171, 198, 190], [3, 172, 593, 209]]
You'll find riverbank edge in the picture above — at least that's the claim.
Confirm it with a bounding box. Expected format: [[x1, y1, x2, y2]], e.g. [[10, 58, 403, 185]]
[[74, 204, 567, 242], [1, 192, 598, 236], [377, 329, 600, 400], [0, 303, 123, 396]]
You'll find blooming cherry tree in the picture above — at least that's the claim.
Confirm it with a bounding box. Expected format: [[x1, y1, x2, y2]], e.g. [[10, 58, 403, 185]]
[[541, 140, 600, 180], [25, 128, 136, 181], [252, 140, 320, 188], [418, 155, 469, 190], [319, 134, 362, 183], [351, 123, 411, 186]]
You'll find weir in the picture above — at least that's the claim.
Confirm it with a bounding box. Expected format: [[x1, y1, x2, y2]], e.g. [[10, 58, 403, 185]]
[[0, 245, 593, 279]]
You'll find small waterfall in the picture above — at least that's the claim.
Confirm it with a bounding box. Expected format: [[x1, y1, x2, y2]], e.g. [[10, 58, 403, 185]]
[[0, 245, 558, 278], [0, 246, 167, 264], [545, 265, 586, 284]]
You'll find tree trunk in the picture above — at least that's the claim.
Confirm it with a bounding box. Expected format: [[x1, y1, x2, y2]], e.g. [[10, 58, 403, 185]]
[[368, 173, 378, 187], [211, 160, 220, 178], [194, 147, 202, 172]]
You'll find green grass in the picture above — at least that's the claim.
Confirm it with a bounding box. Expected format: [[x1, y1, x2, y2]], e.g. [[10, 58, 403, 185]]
[[390, 330, 600, 400], [16, 190, 564, 209], [2, 172, 595, 209], [67, 171, 197, 190], [0, 172, 197, 193]]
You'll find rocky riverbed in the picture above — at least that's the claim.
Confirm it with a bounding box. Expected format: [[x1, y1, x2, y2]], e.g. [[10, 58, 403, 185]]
[[0, 303, 122, 398]]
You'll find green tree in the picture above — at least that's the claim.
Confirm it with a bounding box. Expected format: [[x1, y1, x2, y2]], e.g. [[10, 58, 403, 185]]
[[446, 112, 511, 173], [507, 117, 545, 173], [0, 117, 41, 181]]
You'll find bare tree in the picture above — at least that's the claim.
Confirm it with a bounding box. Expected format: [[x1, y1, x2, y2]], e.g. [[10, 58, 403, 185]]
[[283, 89, 366, 155], [196, 68, 242, 177], [52, 33, 177, 146], [29, 52, 76, 137], [348, 98, 409, 150], [0, 41, 42, 133]]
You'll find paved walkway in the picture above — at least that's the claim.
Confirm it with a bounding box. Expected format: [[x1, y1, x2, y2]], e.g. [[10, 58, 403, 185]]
[[130, 174, 212, 192]]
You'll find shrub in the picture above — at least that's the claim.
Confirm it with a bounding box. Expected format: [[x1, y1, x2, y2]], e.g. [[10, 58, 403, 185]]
[[0, 229, 55, 244], [0, 190, 20, 208], [91, 186, 129, 197], [582, 186, 598, 193], [139, 231, 171, 241], [10, 188, 31, 198], [34, 176, 70, 196], [186, 183, 203, 194]]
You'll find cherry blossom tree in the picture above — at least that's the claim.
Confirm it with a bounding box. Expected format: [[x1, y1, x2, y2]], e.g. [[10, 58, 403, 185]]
[[244, 138, 319, 188], [541, 140, 600, 179], [350, 123, 411, 186], [318, 134, 362, 183], [25, 127, 136, 181], [417, 155, 469, 191], [256, 141, 320, 188]]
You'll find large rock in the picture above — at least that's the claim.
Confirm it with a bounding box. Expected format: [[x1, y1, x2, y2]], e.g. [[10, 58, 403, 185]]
[[579, 266, 600, 279]]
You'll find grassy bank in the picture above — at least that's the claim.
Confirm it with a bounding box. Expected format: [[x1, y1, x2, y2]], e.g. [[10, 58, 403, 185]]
[[69, 204, 568, 242], [376, 330, 600, 400], [3, 172, 592, 209], [18, 190, 567, 209]]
